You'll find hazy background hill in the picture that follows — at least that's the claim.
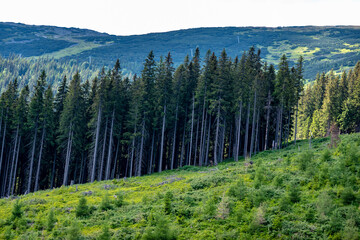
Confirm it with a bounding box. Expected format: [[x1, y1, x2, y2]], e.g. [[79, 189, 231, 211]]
[[1, 22, 360, 80]]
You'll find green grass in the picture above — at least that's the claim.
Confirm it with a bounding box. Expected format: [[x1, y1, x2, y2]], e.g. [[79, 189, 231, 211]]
[[1, 133, 360, 239]]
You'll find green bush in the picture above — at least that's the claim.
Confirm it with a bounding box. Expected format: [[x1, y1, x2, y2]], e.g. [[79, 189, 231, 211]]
[[164, 191, 173, 215], [297, 150, 314, 171], [67, 221, 82, 240], [100, 193, 113, 211], [228, 179, 247, 200], [287, 183, 301, 203], [142, 215, 177, 240], [47, 209, 56, 231], [76, 196, 90, 218], [11, 199, 23, 221], [98, 225, 111, 240], [341, 187, 357, 205], [114, 191, 125, 208]]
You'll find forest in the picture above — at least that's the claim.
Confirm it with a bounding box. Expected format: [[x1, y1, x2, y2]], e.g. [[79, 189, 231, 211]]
[[0, 46, 359, 198]]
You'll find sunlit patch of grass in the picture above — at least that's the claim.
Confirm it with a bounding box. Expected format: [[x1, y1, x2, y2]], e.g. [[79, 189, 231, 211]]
[[39, 41, 103, 59]]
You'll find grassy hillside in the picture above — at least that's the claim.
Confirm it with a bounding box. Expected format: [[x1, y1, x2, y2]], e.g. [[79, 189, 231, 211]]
[[1, 133, 360, 239], [1, 23, 360, 80]]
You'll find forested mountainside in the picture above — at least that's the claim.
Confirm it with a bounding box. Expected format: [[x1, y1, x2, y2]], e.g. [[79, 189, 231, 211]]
[[1, 22, 360, 80], [0, 133, 359, 239], [0, 56, 98, 92]]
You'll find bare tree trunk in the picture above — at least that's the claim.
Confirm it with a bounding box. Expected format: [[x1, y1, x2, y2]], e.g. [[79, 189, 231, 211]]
[[194, 107, 200, 166], [0, 120, 7, 182], [99, 117, 108, 181], [2, 150, 11, 196], [148, 131, 155, 174], [180, 125, 186, 168], [199, 101, 206, 166], [294, 101, 299, 145], [275, 107, 280, 149], [220, 118, 226, 162], [159, 104, 166, 172], [11, 136, 20, 195], [243, 103, 250, 158], [7, 125, 19, 196], [50, 152, 56, 189], [250, 91, 257, 158], [188, 95, 195, 165], [129, 112, 138, 178], [205, 115, 211, 166], [170, 104, 178, 170], [254, 109, 260, 155], [34, 125, 46, 192], [105, 110, 115, 180], [91, 105, 102, 182], [264, 91, 272, 150], [138, 116, 145, 176], [235, 100, 242, 162], [63, 123, 73, 186], [229, 124, 232, 159], [112, 140, 120, 179], [279, 104, 283, 149], [27, 119, 37, 193], [214, 101, 221, 165]]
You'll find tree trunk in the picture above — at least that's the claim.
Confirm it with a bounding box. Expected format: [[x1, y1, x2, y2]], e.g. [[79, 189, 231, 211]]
[[220, 118, 226, 162], [63, 124, 73, 186], [148, 131, 155, 174], [138, 116, 145, 176], [229, 124, 232, 159], [205, 114, 211, 166], [7, 125, 19, 196], [0, 119, 7, 183], [188, 95, 195, 165], [105, 110, 115, 180], [274, 107, 280, 149], [129, 113, 138, 178], [99, 117, 108, 181], [91, 105, 102, 182], [250, 90, 257, 158], [254, 109, 260, 155], [50, 151, 56, 189], [112, 140, 120, 179], [11, 136, 20, 195], [235, 100, 242, 162], [194, 107, 200, 166], [170, 104, 178, 170], [199, 101, 206, 166], [34, 125, 46, 192], [243, 102, 250, 158], [214, 101, 221, 165], [264, 91, 272, 150], [294, 100, 299, 145], [159, 104, 166, 172], [27, 119, 37, 193], [279, 104, 283, 149]]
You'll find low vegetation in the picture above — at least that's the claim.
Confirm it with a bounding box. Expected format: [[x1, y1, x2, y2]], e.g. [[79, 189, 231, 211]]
[[0, 133, 359, 239]]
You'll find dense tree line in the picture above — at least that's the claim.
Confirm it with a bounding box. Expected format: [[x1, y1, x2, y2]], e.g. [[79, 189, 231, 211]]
[[0, 55, 98, 93], [0, 47, 305, 197], [297, 61, 360, 139]]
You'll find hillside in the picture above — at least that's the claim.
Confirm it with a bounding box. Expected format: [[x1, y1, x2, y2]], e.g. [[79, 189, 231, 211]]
[[1, 22, 360, 79], [1, 133, 359, 239]]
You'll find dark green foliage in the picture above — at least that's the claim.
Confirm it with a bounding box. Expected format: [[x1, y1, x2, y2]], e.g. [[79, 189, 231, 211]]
[[142, 215, 177, 240], [164, 191, 173, 215], [100, 194, 113, 211], [67, 221, 82, 240], [76, 196, 89, 218], [297, 150, 314, 171], [47, 209, 56, 231], [341, 187, 357, 205], [287, 183, 301, 203], [10, 199, 23, 221], [98, 225, 111, 240], [228, 179, 247, 200], [114, 191, 125, 208]]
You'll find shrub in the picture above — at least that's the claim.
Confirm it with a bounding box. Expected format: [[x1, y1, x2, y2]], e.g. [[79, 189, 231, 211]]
[[98, 225, 111, 240], [164, 191, 173, 215], [47, 209, 56, 231], [320, 149, 332, 162], [115, 191, 125, 208], [11, 199, 23, 221], [100, 193, 113, 211], [228, 179, 247, 200], [142, 215, 177, 240], [297, 150, 314, 171], [67, 221, 82, 240], [341, 187, 356, 205], [203, 194, 218, 218], [216, 193, 230, 219], [76, 196, 89, 218], [287, 183, 301, 203]]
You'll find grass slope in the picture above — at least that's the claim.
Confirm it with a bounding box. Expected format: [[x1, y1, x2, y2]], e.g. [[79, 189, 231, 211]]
[[1, 23, 360, 80], [1, 133, 360, 239]]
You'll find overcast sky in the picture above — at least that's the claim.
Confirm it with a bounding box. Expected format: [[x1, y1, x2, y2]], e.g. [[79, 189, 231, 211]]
[[1, 0, 360, 36]]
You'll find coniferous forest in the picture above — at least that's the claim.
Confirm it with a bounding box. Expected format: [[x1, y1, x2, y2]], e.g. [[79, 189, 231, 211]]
[[0, 46, 359, 199]]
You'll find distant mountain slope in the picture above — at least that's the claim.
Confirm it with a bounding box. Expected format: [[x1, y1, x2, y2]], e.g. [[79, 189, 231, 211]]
[[1, 22, 360, 79]]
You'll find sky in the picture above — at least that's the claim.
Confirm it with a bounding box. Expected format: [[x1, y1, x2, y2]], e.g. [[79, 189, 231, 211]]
[[1, 0, 360, 36]]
